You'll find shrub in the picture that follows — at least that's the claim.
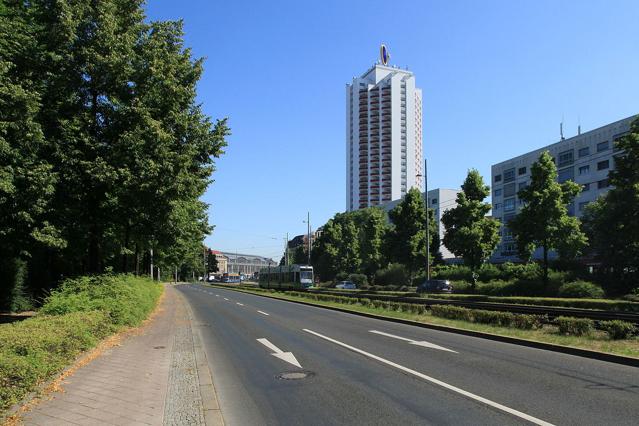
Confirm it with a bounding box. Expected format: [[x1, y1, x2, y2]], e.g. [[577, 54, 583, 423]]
[[431, 305, 473, 321], [556, 316, 594, 336], [599, 320, 636, 340], [374, 264, 410, 287], [40, 274, 162, 327], [558, 281, 605, 299], [348, 273, 368, 287]]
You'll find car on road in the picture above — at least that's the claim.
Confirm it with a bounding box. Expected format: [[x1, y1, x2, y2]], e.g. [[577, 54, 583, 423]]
[[335, 281, 357, 290], [416, 279, 453, 293]]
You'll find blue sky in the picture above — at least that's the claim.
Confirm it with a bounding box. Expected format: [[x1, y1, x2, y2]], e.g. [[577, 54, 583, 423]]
[[145, 0, 639, 261]]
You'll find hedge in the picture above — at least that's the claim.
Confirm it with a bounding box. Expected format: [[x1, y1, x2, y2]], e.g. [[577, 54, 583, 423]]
[[430, 305, 544, 330]]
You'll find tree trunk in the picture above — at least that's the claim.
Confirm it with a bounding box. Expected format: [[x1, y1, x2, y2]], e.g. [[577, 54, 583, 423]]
[[121, 225, 130, 273], [542, 244, 549, 289]]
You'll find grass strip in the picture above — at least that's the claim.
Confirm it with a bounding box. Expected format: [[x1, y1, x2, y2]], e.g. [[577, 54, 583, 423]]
[[0, 274, 163, 414], [213, 285, 639, 359]]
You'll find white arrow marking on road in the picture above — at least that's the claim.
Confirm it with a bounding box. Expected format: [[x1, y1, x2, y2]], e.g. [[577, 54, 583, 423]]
[[257, 310, 270, 316], [369, 330, 458, 353], [304, 329, 553, 426], [216, 295, 220, 297], [236, 302, 244, 306], [257, 338, 302, 368]]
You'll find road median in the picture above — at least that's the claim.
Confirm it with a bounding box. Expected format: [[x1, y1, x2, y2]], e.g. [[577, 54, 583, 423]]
[[209, 284, 639, 367]]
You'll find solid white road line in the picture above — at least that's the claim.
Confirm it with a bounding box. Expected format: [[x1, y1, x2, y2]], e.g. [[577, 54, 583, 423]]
[[257, 338, 302, 368], [216, 295, 220, 297], [369, 330, 458, 353], [303, 329, 553, 426], [257, 310, 270, 316], [224, 298, 229, 301], [236, 302, 244, 306]]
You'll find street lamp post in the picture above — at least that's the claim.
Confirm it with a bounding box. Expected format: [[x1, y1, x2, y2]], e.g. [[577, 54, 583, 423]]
[[303, 212, 311, 265], [417, 159, 430, 280]]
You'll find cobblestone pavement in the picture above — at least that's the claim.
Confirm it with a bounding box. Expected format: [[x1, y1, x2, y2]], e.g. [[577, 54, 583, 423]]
[[20, 285, 222, 426]]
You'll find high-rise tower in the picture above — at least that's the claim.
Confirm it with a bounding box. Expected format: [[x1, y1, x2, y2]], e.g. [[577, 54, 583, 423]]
[[346, 47, 423, 211]]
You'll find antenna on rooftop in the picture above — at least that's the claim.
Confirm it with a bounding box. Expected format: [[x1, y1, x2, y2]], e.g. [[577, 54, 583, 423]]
[[560, 115, 565, 141], [577, 115, 581, 135]]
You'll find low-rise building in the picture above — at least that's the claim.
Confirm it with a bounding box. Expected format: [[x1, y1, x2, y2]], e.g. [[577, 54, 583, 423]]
[[490, 114, 636, 262], [381, 188, 461, 260], [222, 252, 276, 276]]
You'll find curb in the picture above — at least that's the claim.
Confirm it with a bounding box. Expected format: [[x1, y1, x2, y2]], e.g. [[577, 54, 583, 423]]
[[209, 284, 639, 368], [180, 290, 225, 426]]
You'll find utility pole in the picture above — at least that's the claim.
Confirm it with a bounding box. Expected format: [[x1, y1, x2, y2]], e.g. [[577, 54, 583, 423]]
[[150, 247, 154, 281], [285, 233, 289, 266]]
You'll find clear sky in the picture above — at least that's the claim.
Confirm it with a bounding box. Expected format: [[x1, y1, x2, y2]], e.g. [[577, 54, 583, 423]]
[[145, 0, 639, 261]]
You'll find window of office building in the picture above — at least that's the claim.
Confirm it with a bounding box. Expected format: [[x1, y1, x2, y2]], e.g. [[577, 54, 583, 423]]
[[494, 174, 502, 183], [494, 188, 502, 197], [503, 197, 515, 212], [598, 179, 609, 189], [557, 167, 574, 183], [431, 198, 437, 205], [504, 183, 516, 197], [597, 141, 609, 152], [494, 203, 502, 210], [518, 167, 527, 175], [578, 165, 590, 175], [597, 160, 609, 170], [578, 147, 590, 157], [518, 181, 528, 191], [558, 149, 574, 167], [503, 168, 515, 183]]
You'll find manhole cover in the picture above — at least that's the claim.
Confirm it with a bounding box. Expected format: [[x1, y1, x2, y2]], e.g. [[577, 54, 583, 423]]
[[278, 372, 312, 380], [153, 346, 166, 349]]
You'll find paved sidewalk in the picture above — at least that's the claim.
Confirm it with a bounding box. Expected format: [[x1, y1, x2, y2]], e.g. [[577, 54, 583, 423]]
[[20, 285, 223, 426]]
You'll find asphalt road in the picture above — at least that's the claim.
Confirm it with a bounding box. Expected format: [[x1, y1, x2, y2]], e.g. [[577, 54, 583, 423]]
[[178, 284, 639, 426]]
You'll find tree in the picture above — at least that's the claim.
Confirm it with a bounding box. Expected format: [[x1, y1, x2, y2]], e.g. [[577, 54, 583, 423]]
[[0, 1, 228, 303], [583, 117, 639, 294], [311, 213, 361, 281], [387, 188, 430, 282], [510, 151, 587, 286], [352, 208, 389, 278], [207, 250, 219, 274], [442, 169, 500, 287]]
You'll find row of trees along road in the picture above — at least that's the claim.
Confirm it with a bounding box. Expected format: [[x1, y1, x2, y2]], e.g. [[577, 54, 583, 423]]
[[311, 189, 439, 283], [312, 116, 639, 294], [0, 1, 229, 310]]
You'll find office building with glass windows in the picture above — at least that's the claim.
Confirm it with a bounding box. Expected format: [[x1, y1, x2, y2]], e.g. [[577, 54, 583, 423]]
[[490, 114, 636, 262], [346, 61, 423, 211]]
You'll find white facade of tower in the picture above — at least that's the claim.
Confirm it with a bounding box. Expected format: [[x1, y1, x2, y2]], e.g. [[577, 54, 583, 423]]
[[346, 64, 423, 211]]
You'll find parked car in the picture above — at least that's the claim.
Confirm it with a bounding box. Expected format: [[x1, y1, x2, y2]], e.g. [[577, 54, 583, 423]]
[[416, 279, 453, 293], [336, 281, 357, 290]]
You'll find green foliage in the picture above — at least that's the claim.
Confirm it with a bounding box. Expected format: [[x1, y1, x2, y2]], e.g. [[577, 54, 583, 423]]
[[348, 273, 368, 287], [0, 258, 33, 312], [510, 151, 587, 284], [40, 274, 162, 327], [387, 188, 434, 280], [430, 305, 543, 329], [583, 117, 639, 295], [207, 250, 219, 273], [374, 263, 410, 287], [555, 316, 594, 336], [441, 170, 500, 286], [0, 0, 228, 301], [599, 320, 636, 340], [557, 281, 605, 299], [0, 273, 161, 412]]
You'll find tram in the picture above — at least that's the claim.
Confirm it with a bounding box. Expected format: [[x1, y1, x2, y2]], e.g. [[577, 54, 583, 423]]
[[258, 264, 314, 290]]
